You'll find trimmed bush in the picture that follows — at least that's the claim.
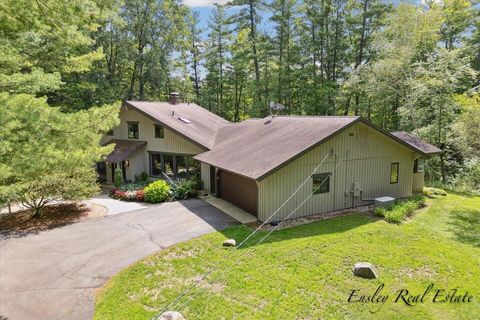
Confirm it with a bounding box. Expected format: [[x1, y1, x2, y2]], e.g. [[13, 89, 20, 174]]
[[113, 168, 123, 187], [144, 180, 170, 203], [171, 179, 199, 200]]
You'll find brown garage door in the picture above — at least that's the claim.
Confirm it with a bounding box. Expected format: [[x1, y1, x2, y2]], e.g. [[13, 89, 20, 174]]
[[219, 170, 258, 216]]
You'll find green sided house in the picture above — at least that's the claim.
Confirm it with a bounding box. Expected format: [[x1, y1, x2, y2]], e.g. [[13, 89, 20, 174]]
[[101, 93, 441, 222]]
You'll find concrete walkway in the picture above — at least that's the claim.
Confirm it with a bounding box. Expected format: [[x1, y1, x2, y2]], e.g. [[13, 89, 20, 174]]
[[0, 199, 236, 320], [199, 193, 257, 224], [86, 192, 157, 215]]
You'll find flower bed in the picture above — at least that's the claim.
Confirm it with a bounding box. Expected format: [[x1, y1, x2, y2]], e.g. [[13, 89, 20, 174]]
[[109, 188, 145, 202], [109, 177, 200, 203]]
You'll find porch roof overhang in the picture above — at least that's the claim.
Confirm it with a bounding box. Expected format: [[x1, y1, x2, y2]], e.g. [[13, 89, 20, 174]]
[[104, 139, 147, 163]]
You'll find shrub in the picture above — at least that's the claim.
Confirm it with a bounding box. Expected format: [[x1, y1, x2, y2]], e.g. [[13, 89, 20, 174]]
[[423, 187, 447, 197], [144, 180, 170, 203], [374, 207, 387, 217], [134, 171, 149, 183], [119, 181, 148, 191], [113, 168, 123, 187], [377, 195, 426, 224], [171, 179, 199, 200]]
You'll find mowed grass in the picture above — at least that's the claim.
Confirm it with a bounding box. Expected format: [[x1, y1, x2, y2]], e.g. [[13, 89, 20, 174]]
[[94, 194, 480, 320]]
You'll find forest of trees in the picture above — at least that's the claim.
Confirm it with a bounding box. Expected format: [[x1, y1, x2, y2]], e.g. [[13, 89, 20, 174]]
[[1, 0, 479, 196]]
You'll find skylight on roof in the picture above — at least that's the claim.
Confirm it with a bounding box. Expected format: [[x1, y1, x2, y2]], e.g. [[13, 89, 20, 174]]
[[178, 117, 192, 124]]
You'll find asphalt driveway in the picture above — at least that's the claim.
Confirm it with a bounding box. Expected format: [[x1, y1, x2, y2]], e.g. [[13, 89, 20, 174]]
[[0, 199, 236, 320]]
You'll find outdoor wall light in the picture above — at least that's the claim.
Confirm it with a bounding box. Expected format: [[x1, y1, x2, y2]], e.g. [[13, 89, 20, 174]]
[[124, 160, 130, 167]]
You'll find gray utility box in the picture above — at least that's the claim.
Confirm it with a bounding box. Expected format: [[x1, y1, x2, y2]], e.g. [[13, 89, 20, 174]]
[[374, 196, 395, 208]]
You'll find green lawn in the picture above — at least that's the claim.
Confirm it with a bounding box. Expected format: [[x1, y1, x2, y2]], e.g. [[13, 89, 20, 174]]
[[94, 194, 480, 320]]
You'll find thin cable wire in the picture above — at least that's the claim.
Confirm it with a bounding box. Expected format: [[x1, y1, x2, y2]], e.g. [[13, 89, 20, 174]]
[[169, 159, 345, 315], [153, 157, 344, 318], [153, 153, 330, 318]]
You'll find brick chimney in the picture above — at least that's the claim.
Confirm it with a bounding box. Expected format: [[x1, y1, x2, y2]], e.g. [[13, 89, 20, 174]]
[[169, 92, 180, 105]]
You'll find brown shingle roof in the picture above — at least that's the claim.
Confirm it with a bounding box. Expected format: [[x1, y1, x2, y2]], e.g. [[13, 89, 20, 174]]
[[390, 131, 442, 155], [125, 101, 228, 149], [120, 101, 441, 180], [104, 139, 147, 162], [194, 116, 360, 180]]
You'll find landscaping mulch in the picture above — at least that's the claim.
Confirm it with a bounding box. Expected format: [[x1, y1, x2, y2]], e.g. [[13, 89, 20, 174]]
[[0, 202, 107, 237], [252, 204, 376, 231]]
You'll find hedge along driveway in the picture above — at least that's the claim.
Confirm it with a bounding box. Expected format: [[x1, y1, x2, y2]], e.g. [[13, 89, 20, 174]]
[[0, 199, 236, 320]]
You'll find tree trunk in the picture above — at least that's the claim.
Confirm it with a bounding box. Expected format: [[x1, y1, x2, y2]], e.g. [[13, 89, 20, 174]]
[[344, 96, 351, 115], [193, 45, 200, 100], [353, 0, 369, 115], [248, 0, 262, 114], [219, 33, 224, 117], [249, 0, 260, 83], [354, 94, 360, 116]]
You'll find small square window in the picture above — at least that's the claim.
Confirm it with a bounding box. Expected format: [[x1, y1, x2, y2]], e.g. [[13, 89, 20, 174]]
[[106, 129, 114, 136], [154, 124, 164, 138], [312, 173, 330, 194], [390, 163, 399, 184], [128, 122, 139, 139]]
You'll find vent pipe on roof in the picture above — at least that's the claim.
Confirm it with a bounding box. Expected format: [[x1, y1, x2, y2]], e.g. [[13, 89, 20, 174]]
[[170, 92, 180, 105]]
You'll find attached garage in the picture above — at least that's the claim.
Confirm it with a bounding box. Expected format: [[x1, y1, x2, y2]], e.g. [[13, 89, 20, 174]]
[[218, 170, 258, 216]]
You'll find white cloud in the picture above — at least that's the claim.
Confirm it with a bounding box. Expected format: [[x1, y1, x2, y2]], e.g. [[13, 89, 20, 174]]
[[183, 0, 229, 7]]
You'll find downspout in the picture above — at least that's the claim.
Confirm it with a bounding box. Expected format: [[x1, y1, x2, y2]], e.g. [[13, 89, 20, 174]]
[[344, 149, 350, 208], [333, 151, 337, 210]]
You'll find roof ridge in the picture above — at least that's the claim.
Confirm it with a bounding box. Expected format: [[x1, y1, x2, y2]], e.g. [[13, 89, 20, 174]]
[[266, 115, 360, 119]]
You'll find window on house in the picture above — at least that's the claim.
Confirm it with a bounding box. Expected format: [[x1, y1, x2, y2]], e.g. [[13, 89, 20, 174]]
[[390, 163, 399, 184], [127, 122, 139, 139], [164, 154, 174, 178], [150, 154, 200, 179], [154, 124, 164, 138], [188, 157, 200, 178], [413, 159, 425, 173], [176, 156, 187, 179], [106, 129, 114, 136], [151, 154, 162, 176], [312, 173, 330, 194]]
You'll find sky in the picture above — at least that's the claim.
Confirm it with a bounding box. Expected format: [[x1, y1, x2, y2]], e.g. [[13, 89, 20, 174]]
[[183, 0, 229, 32], [183, 0, 276, 37], [182, 0, 479, 40], [183, 0, 423, 37]]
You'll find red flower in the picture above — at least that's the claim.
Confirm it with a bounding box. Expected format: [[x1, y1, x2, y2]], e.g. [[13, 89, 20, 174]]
[[135, 190, 145, 202]]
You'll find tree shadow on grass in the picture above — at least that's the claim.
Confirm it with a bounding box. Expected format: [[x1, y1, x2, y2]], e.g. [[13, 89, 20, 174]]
[[449, 208, 480, 248], [219, 213, 375, 249]]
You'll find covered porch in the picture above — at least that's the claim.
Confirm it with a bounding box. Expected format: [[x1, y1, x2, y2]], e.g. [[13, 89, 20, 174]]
[[99, 139, 147, 184]]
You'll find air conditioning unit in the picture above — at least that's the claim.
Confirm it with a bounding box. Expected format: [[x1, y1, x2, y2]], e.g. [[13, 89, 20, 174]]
[[374, 196, 395, 208]]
